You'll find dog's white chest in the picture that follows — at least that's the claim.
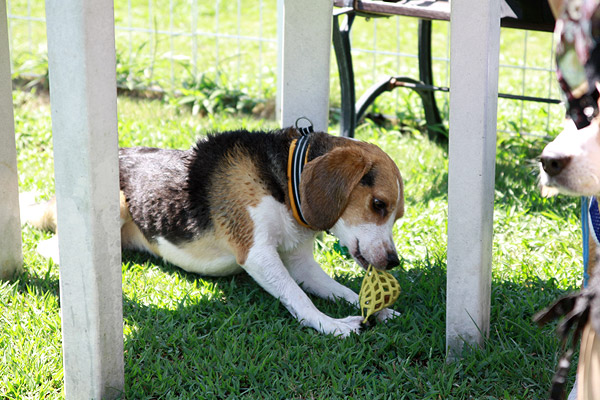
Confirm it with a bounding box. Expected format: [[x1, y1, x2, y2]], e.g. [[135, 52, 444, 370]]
[[248, 196, 315, 252]]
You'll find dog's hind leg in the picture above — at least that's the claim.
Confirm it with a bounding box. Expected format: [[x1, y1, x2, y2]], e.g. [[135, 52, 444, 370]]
[[20, 193, 61, 263], [19, 193, 57, 232], [37, 236, 60, 263], [20, 191, 132, 264]]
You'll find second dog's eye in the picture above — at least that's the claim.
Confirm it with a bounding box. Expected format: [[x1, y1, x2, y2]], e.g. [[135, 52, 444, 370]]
[[372, 198, 387, 215]]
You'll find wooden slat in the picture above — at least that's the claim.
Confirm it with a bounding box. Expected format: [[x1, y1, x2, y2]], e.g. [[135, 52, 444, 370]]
[[333, 0, 555, 31], [278, 0, 333, 131], [446, 0, 500, 358], [333, 0, 450, 21]]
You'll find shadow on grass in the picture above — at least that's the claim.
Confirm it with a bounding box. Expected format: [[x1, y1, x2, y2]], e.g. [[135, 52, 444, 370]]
[[10, 244, 575, 398], [13, 261, 60, 299], [117, 249, 575, 399]]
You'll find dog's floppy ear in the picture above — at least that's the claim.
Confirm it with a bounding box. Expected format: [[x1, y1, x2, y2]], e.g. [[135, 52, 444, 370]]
[[547, 0, 565, 18], [300, 146, 372, 230]]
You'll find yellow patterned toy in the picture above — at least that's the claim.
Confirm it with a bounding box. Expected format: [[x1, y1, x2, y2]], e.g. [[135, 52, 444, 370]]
[[359, 265, 400, 323]]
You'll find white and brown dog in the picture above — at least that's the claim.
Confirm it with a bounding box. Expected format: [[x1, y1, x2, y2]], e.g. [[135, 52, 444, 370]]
[[540, 118, 600, 199], [539, 118, 600, 400], [23, 127, 405, 337]]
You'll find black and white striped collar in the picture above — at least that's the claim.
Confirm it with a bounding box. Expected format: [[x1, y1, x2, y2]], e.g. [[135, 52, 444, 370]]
[[287, 118, 314, 228]]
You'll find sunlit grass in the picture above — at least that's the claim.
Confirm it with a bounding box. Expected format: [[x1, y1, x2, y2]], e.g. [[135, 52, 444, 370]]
[[2, 91, 584, 398], [2, 1, 585, 397]]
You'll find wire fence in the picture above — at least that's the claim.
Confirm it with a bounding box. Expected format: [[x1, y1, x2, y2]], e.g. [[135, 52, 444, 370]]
[[7, 0, 279, 97], [7, 0, 563, 136], [342, 16, 563, 136]]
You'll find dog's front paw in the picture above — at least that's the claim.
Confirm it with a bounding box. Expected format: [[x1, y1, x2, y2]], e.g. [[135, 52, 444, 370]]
[[375, 308, 401, 322], [321, 316, 363, 338]]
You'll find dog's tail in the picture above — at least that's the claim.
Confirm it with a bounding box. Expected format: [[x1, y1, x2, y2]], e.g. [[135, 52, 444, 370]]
[[19, 192, 58, 232]]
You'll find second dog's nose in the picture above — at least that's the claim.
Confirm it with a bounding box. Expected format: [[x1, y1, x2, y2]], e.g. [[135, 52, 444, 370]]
[[540, 153, 571, 177]]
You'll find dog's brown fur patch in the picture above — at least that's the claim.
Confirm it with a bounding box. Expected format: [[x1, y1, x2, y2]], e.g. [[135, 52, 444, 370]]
[[209, 146, 270, 264], [334, 143, 404, 227], [299, 146, 372, 230]]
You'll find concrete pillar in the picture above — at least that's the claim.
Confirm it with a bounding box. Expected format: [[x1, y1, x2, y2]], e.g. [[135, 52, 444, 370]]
[[278, 0, 333, 132], [0, 0, 23, 281], [446, 0, 501, 358], [45, 0, 124, 397]]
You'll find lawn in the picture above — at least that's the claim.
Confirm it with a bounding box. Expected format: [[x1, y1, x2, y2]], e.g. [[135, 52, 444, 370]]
[[1, 2, 586, 399], [2, 89, 583, 399]]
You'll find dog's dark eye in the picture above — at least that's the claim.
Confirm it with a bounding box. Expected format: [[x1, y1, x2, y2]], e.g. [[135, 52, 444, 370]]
[[372, 198, 387, 215]]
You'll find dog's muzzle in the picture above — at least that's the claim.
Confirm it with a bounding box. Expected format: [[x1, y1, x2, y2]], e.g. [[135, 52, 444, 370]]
[[540, 151, 572, 177]]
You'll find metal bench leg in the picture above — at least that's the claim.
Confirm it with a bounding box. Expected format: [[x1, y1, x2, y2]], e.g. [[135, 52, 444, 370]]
[[418, 19, 447, 142], [332, 11, 356, 138], [356, 76, 447, 129]]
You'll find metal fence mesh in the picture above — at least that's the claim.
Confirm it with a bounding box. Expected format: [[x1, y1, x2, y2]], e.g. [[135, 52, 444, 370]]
[[7, 0, 563, 135]]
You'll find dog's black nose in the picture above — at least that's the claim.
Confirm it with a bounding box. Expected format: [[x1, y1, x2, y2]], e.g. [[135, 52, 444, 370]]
[[540, 153, 571, 177], [385, 252, 400, 270]]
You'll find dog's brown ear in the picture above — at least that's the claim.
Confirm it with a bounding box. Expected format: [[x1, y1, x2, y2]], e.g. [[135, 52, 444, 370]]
[[300, 146, 372, 230]]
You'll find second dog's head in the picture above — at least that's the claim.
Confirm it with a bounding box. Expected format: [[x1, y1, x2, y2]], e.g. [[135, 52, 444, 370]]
[[539, 118, 600, 197], [300, 138, 404, 271]]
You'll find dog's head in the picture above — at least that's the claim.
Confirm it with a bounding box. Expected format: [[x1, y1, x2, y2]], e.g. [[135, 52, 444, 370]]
[[539, 118, 600, 197], [300, 139, 404, 270]]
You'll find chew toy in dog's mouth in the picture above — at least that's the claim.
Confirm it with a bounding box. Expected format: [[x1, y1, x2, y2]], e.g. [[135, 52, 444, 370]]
[[359, 265, 400, 323]]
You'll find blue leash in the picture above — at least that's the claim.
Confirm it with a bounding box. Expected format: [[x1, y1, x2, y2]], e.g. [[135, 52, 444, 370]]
[[581, 196, 600, 288], [582, 196, 590, 288]]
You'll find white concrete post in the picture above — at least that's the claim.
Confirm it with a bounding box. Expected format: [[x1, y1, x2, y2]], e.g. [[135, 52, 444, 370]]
[[0, 0, 23, 281], [278, 0, 333, 132], [45, 0, 124, 397], [446, 0, 501, 358]]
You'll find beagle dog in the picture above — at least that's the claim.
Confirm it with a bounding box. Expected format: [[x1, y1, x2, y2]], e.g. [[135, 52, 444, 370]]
[[23, 127, 405, 337]]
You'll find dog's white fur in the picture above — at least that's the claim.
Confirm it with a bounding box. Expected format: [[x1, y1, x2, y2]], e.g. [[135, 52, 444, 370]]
[[540, 118, 600, 197], [539, 118, 600, 400]]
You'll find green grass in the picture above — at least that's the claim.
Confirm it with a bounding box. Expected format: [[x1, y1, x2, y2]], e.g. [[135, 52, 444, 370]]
[[3, 1, 585, 398], [2, 90, 584, 399], [8, 0, 563, 136]]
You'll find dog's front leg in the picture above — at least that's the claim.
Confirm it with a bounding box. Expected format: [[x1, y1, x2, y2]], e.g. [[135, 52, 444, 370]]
[[242, 245, 363, 337], [283, 240, 401, 323], [282, 240, 360, 305]]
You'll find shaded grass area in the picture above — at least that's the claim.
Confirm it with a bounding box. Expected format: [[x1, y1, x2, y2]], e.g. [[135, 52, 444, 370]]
[[1, 92, 584, 398]]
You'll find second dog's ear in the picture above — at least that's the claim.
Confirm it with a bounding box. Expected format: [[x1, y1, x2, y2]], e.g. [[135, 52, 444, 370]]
[[547, 0, 565, 18], [300, 147, 372, 230]]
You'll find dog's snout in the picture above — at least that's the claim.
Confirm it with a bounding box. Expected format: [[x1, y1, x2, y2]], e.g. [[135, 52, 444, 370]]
[[540, 153, 572, 177], [385, 252, 400, 270]]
